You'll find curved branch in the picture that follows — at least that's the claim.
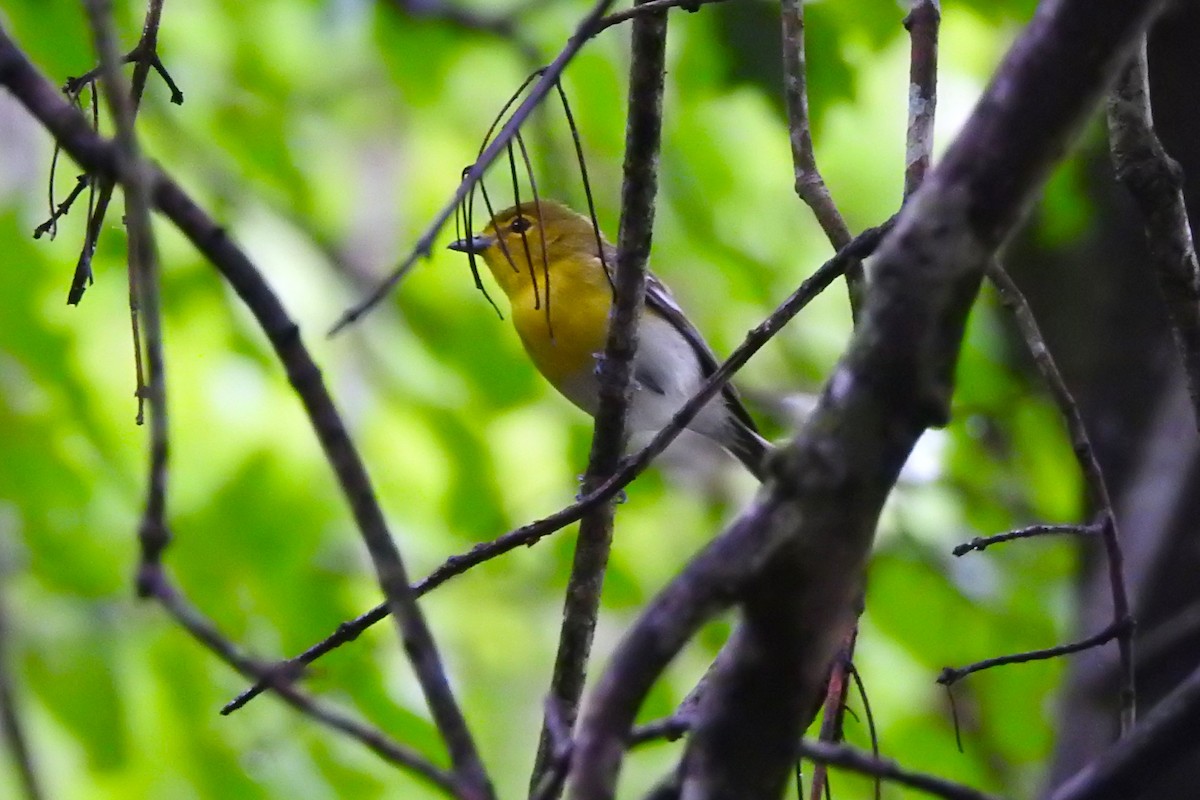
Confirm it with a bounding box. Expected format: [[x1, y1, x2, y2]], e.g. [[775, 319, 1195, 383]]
[[568, 0, 1167, 797], [222, 220, 893, 715], [779, 0, 860, 317], [1107, 39, 1200, 430], [0, 27, 492, 798], [329, 0, 620, 332]]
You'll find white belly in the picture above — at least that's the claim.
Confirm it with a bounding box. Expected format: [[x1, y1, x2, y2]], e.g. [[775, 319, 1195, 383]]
[[555, 314, 731, 444]]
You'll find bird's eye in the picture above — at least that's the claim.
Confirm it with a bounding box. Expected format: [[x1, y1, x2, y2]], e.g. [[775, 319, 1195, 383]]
[[509, 216, 532, 234]]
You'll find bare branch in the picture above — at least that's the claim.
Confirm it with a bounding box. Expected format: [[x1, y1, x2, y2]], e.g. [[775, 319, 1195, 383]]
[[568, 0, 1167, 796], [938, 618, 1132, 687], [1052, 658, 1200, 800], [1107, 39, 1200, 430], [988, 263, 1136, 733], [799, 740, 1002, 800], [223, 220, 894, 715], [81, 0, 171, 591], [65, 0, 177, 307], [904, 1, 940, 198], [952, 523, 1100, 556], [0, 29, 492, 796], [631, 717, 1001, 800], [136, 570, 457, 794], [779, 0, 861, 317], [531, 4, 669, 788]]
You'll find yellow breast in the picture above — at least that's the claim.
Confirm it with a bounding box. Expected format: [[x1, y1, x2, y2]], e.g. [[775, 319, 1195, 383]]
[[509, 255, 612, 393]]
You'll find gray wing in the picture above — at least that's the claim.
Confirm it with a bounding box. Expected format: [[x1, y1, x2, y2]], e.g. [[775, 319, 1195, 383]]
[[643, 274, 762, 435], [599, 244, 761, 435]]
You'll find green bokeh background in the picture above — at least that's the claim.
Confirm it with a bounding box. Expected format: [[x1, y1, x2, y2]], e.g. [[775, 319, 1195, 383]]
[[0, 0, 1090, 797]]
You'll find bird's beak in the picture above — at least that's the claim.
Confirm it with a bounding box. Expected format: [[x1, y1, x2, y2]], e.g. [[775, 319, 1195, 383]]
[[447, 234, 494, 254]]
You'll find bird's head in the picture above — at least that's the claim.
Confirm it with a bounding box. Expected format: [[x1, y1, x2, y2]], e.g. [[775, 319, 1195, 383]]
[[448, 200, 605, 297]]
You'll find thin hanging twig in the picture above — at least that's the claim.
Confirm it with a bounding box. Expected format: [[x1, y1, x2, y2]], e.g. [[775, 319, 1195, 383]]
[[221, 219, 894, 715], [0, 27, 494, 796]]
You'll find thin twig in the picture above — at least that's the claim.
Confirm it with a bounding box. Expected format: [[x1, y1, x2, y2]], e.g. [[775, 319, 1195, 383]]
[[82, 0, 172, 590], [938, 618, 1133, 687], [779, 0, 861, 318], [628, 716, 690, 747], [33, 172, 89, 239], [329, 0, 621, 333], [135, 569, 457, 794], [68, 0, 176, 424], [629, 717, 1000, 800], [222, 219, 895, 715], [0, 31, 492, 797], [530, 3, 670, 790], [65, 0, 177, 307], [0, 566, 44, 800], [988, 263, 1137, 734], [952, 523, 1100, 556], [798, 740, 1003, 800], [846, 663, 882, 800], [1107, 38, 1200, 430], [593, 0, 729, 34], [904, 1, 940, 198], [808, 629, 857, 800]]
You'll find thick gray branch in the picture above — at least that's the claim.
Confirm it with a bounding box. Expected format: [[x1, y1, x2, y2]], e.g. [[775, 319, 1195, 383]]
[[1107, 40, 1200, 429], [568, 1, 1167, 798]]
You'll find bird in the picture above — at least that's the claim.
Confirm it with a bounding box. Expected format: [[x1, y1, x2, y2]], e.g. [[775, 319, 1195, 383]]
[[448, 199, 771, 479]]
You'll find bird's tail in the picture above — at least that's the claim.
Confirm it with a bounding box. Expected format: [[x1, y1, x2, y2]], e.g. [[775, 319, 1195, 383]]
[[724, 417, 773, 481]]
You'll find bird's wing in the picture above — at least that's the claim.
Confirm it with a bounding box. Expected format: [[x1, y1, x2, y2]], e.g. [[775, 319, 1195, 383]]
[[598, 244, 761, 435], [643, 274, 762, 435]]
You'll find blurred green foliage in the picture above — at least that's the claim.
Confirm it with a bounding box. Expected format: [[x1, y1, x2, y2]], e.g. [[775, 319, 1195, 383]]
[[0, 0, 1090, 798]]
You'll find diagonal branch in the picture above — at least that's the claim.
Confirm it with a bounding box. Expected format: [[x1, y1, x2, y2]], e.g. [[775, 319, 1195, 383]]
[[1107, 38, 1200, 430], [1051, 655, 1200, 800], [0, 27, 493, 798], [222, 220, 893, 715], [82, 0, 171, 592], [779, 0, 861, 318], [987, 263, 1136, 734], [567, 0, 1167, 797], [138, 569, 457, 794], [530, 2, 670, 789], [952, 523, 1099, 556]]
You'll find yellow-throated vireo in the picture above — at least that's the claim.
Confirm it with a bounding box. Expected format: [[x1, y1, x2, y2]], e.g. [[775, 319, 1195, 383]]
[[449, 200, 770, 479]]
